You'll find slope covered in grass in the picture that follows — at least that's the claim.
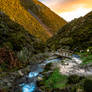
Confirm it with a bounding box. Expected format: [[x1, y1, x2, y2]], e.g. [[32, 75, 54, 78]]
[[0, 0, 66, 41], [20, 0, 67, 34], [0, 0, 51, 41]]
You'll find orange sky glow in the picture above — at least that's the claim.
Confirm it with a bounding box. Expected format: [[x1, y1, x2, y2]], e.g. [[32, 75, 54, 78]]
[[39, 0, 92, 21]]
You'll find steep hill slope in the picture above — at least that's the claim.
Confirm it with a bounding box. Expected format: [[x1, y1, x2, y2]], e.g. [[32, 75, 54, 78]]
[[0, 0, 66, 41], [0, 0, 49, 41], [0, 12, 45, 71], [47, 11, 92, 51], [21, 0, 67, 34]]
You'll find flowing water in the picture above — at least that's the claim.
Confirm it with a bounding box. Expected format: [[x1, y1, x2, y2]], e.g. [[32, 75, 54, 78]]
[[20, 55, 80, 92]]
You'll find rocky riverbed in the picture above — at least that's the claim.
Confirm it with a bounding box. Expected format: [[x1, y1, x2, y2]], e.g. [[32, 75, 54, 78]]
[[53, 57, 92, 76], [0, 52, 57, 91], [1, 53, 92, 92]]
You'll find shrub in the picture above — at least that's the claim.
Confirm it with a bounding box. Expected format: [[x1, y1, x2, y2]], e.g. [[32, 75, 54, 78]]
[[67, 75, 83, 84], [84, 79, 92, 92], [44, 63, 52, 71], [0, 47, 21, 71]]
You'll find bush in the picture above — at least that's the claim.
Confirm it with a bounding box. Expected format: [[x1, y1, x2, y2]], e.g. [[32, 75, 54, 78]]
[[84, 79, 92, 92], [44, 63, 52, 71], [87, 47, 92, 53], [68, 75, 83, 84], [17, 47, 31, 64], [0, 47, 21, 71]]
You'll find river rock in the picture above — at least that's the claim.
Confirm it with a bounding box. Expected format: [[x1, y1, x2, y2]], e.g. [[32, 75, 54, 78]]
[[37, 76, 43, 81], [18, 70, 24, 76], [77, 89, 84, 92]]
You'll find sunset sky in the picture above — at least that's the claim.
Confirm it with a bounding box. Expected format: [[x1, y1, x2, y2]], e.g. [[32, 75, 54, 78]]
[[39, 0, 92, 21]]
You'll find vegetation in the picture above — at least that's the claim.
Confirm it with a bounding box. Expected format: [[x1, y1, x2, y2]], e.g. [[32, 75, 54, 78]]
[[67, 75, 84, 84], [20, 0, 67, 34], [77, 52, 92, 65], [0, 48, 20, 72], [38, 68, 89, 92], [0, 1, 92, 91], [67, 78, 92, 92], [0, 0, 48, 41], [0, 0, 66, 41], [44, 63, 52, 72], [47, 11, 92, 50], [38, 68, 68, 91], [84, 79, 92, 92], [0, 12, 45, 72], [44, 68, 67, 89]]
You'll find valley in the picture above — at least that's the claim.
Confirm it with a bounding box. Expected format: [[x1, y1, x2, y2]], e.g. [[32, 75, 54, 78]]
[[0, 0, 92, 92]]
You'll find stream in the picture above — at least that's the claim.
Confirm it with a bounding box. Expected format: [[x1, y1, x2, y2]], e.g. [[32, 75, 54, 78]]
[[19, 55, 80, 92]]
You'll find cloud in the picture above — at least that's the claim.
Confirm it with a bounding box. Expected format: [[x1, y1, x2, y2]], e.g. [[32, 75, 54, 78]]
[[39, 0, 92, 13], [39, 0, 92, 21], [60, 7, 92, 21]]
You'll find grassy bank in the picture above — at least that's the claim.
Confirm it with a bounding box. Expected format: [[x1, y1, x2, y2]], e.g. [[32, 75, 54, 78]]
[[44, 68, 68, 89], [77, 52, 92, 65]]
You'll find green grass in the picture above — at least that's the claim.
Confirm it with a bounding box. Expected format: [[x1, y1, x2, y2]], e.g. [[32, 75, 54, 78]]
[[78, 52, 92, 65], [39, 68, 87, 91], [44, 68, 68, 89]]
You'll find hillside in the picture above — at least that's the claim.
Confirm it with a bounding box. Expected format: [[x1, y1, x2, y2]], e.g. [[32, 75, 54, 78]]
[[0, 12, 45, 72], [20, 0, 67, 34], [47, 11, 92, 51], [0, 0, 66, 41]]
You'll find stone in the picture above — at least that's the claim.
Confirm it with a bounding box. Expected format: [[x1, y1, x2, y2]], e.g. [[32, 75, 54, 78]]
[[77, 89, 83, 92], [37, 76, 43, 81], [18, 70, 24, 76]]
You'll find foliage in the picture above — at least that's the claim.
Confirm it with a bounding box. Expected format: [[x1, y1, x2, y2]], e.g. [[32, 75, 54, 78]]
[[79, 52, 92, 65], [67, 75, 84, 84], [0, 0, 66, 41], [0, 0, 49, 41], [39, 69, 88, 92], [47, 11, 92, 50], [20, 0, 67, 34], [0, 47, 20, 71], [87, 46, 92, 53], [44, 68, 68, 89], [84, 79, 92, 92], [17, 47, 30, 64], [0, 13, 45, 71], [44, 63, 52, 72]]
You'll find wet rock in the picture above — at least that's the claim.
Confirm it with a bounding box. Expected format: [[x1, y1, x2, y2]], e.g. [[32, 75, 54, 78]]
[[0, 65, 31, 90]]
